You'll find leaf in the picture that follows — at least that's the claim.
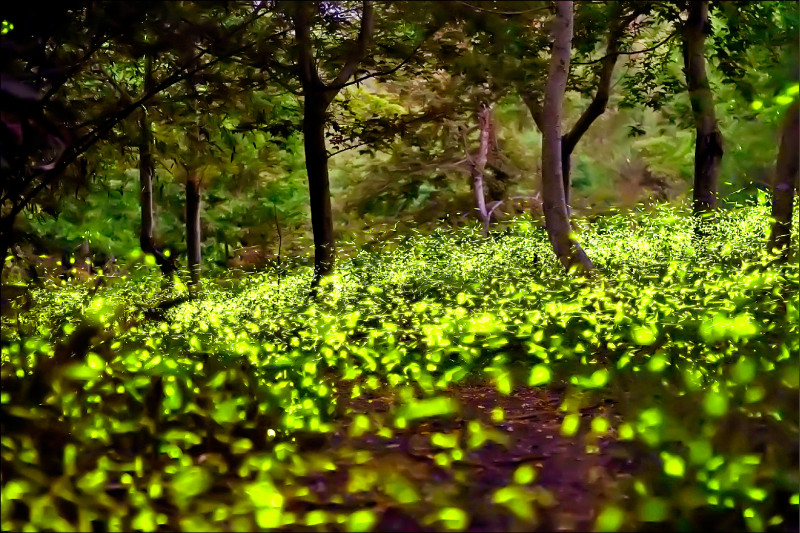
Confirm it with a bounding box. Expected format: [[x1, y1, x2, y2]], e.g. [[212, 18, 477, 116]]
[[347, 510, 377, 532], [595, 506, 626, 532]]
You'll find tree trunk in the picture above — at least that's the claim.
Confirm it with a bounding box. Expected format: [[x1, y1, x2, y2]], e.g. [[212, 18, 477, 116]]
[[303, 95, 336, 282], [291, 1, 374, 287], [561, 139, 572, 209], [769, 99, 799, 259], [540, 1, 594, 272], [139, 107, 156, 252], [683, 0, 723, 217], [471, 103, 493, 236], [185, 175, 202, 287], [138, 55, 175, 276], [472, 170, 491, 237], [1, 218, 13, 269]]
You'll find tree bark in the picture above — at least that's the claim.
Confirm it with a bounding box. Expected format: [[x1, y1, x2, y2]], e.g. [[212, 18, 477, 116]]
[[540, 1, 594, 272], [138, 54, 176, 277], [683, 0, 723, 217], [470, 103, 493, 236], [185, 175, 202, 287], [292, 1, 374, 285], [303, 95, 336, 279], [769, 99, 799, 259]]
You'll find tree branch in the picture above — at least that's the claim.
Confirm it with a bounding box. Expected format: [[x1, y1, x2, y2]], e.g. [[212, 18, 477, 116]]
[[327, 140, 372, 158], [97, 64, 133, 103], [455, 1, 550, 16], [3, 42, 255, 223], [572, 29, 678, 66], [521, 94, 545, 132], [41, 36, 110, 103], [329, 0, 376, 90], [564, 7, 634, 150], [335, 33, 430, 90]]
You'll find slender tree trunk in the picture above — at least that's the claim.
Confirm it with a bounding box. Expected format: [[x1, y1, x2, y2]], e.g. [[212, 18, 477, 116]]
[[472, 171, 491, 237], [185, 175, 202, 287], [540, 1, 594, 272], [683, 0, 723, 217], [769, 99, 799, 259], [138, 54, 175, 276], [139, 107, 156, 252], [303, 94, 336, 281], [470, 103, 493, 236], [560, 57, 613, 209], [561, 141, 572, 209]]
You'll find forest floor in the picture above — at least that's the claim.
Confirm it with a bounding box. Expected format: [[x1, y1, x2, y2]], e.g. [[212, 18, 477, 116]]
[[296, 383, 637, 532]]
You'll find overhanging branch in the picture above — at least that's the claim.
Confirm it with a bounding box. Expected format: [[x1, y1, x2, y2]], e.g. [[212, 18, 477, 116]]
[[572, 29, 678, 66]]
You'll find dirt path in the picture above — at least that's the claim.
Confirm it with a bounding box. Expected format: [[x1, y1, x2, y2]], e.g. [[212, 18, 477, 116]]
[[289, 385, 636, 531]]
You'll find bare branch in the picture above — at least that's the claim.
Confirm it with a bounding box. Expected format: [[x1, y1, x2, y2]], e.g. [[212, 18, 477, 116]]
[[487, 200, 504, 218], [327, 140, 372, 158], [455, 1, 550, 16], [564, 7, 635, 149]]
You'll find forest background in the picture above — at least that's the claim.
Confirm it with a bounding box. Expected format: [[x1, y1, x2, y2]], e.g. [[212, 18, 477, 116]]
[[1, 1, 799, 532], [2, 0, 796, 281]]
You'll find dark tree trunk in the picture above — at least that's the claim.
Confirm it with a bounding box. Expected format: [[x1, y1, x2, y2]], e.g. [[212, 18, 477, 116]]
[[540, 1, 594, 272], [1, 218, 13, 267], [185, 175, 202, 287], [292, 1, 374, 287], [303, 95, 336, 280], [561, 139, 572, 209], [769, 100, 799, 259], [560, 87, 610, 210], [683, 0, 723, 217]]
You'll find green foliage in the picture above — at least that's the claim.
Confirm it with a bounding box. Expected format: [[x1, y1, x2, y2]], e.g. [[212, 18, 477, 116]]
[[2, 203, 798, 531]]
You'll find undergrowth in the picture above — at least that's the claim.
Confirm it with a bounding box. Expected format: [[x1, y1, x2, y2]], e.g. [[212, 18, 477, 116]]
[[1, 200, 798, 532]]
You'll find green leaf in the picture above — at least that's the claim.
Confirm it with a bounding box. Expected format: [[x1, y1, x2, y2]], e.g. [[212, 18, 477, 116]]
[[703, 391, 729, 417], [660, 452, 685, 477], [438, 508, 468, 531], [528, 364, 551, 386], [170, 466, 212, 501], [513, 465, 537, 485], [595, 506, 625, 532], [396, 397, 459, 421], [632, 326, 657, 345], [561, 414, 580, 437], [347, 510, 377, 532]]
